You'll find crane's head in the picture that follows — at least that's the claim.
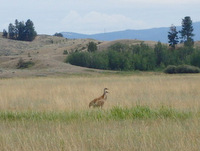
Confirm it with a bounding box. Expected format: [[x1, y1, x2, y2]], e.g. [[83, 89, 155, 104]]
[[104, 88, 109, 93]]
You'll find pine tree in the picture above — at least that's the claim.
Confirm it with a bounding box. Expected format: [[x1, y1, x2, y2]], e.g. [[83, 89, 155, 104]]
[[14, 19, 19, 38], [8, 23, 15, 39], [6, 19, 37, 41], [2, 29, 8, 38], [87, 42, 97, 52], [154, 41, 164, 66], [180, 16, 194, 47], [54, 32, 63, 37], [17, 21, 25, 40], [168, 24, 179, 49], [24, 19, 37, 41]]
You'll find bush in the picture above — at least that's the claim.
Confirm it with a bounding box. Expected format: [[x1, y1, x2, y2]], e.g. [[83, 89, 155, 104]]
[[164, 65, 200, 74], [17, 58, 35, 69], [164, 65, 177, 74], [176, 65, 200, 73], [63, 50, 68, 55]]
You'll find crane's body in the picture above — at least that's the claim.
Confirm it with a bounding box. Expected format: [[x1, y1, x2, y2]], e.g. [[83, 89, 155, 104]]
[[89, 88, 109, 108]]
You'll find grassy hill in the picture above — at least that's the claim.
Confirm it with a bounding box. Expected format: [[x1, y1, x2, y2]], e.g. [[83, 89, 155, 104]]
[[0, 34, 162, 78], [1, 33, 200, 78], [0, 34, 101, 78]]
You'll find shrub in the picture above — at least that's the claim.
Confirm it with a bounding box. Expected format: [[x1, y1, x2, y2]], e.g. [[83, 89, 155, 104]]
[[63, 50, 68, 55], [164, 65, 177, 74], [176, 65, 200, 73], [17, 58, 35, 69], [164, 65, 200, 74]]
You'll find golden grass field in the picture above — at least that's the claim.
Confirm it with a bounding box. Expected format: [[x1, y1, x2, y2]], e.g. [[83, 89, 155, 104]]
[[0, 74, 200, 111], [0, 73, 200, 151]]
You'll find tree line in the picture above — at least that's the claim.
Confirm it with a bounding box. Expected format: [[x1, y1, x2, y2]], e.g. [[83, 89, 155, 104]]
[[67, 42, 200, 72], [67, 16, 200, 73], [2, 19, 37, 41]]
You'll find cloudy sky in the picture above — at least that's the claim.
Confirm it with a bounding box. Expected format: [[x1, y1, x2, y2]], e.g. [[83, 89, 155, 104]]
[[0, 0, 199, 35]]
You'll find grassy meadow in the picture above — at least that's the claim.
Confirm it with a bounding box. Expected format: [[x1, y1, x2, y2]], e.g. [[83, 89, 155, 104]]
[[0, 73, 200, 150]]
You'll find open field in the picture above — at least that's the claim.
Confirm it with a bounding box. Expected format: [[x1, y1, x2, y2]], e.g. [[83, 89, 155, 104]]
[[0, 74, 200, 150], [1, 74, 200, 111], [1, 33, 200, 150]]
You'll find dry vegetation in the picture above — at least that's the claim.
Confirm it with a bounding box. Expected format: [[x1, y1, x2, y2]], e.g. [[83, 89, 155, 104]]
[[0, 74, 200, 150], [1, 119, 200, 151], [0, 34, 100, 78], [1, 34, 200, 150], [0, 33, 164, 78], [0, 74, 200, 111]]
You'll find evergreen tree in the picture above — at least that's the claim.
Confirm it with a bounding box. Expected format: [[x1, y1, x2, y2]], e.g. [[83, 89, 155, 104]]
[[87, 42, 97, 52], [17, 21, 25, 40], [168, 24, 179, 49], [54, 32, 63, 37], [180, 16, 194, 47], [154, 41, 164, 66], [6, 19, 37, 41], [14, 19, 19, 38], [8, 23, 15, 39], [2, 29, 8, 38], [24, 19, 37, 41]]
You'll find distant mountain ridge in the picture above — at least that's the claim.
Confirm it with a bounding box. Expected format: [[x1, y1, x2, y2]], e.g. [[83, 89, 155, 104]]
[[62, 22, 200, 43]]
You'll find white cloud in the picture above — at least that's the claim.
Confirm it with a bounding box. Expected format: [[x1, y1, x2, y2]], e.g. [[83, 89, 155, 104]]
[[61, 11, 146, 34], [1, 0, 199, 35]]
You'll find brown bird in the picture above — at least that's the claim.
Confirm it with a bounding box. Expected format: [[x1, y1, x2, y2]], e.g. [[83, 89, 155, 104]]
[[89, 88, 109, 108]]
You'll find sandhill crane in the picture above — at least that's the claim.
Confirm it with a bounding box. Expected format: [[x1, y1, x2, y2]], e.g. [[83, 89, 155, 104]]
[[89, 88, 109, 108]]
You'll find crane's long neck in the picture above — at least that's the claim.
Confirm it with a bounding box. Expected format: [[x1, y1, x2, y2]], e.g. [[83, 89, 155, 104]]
[[103, 91, 107, 100]]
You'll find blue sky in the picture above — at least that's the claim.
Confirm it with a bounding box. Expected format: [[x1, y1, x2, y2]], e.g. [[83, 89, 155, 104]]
[[0, 0, 199, 35]]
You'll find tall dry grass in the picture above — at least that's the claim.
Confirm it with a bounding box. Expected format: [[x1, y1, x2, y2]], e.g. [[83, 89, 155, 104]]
[[0, 74, 200, 111], [0, 74, 200, 151], [0, 119, 200, 151]]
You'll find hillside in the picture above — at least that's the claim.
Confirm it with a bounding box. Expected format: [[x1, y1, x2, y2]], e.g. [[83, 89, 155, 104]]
[[0, 34, 159, 78], [0, 34, 100, 78], [62, 22, 200, 43], [1, 34, 200, 78]]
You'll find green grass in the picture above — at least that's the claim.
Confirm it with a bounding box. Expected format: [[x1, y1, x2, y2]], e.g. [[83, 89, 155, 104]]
[[0, 106, 194, 122]]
